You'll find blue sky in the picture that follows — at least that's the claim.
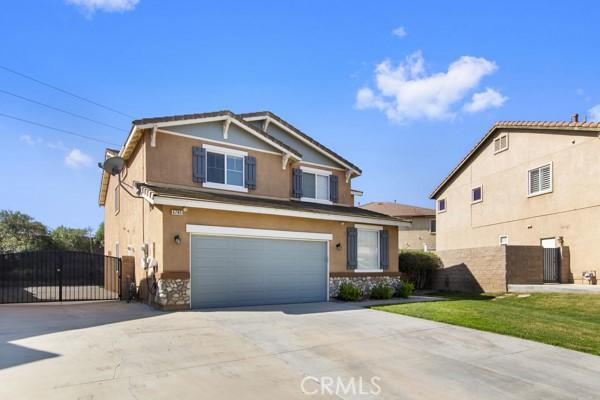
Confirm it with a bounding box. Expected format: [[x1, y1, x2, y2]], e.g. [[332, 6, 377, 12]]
[[1, 0, 598, 230]]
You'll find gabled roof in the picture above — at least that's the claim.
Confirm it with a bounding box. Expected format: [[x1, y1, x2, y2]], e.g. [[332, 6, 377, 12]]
[[360, 202, 435, 218], [240, 111, 362, 174], [131, 110, 301, 158], [429, 120, 600, 199], [99, 110, 363, 206]]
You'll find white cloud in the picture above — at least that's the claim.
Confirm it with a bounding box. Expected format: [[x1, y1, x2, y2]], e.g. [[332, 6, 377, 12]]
[[463, 88, 508, 113], [392, 26, 407, 38], [356, 51, 505, 122], [20, 134, 41, 146], [47, 141, 69, 151], [65, 148, 93, 169], [589, 105, 600, 122], [66, 0, 139, 15]]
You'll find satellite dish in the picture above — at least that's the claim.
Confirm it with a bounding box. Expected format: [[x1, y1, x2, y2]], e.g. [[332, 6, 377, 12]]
[[99, 156, 125, 176]]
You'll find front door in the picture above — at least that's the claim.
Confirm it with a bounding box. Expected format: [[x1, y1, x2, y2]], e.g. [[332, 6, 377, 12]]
[[541, 238, 560, 283]]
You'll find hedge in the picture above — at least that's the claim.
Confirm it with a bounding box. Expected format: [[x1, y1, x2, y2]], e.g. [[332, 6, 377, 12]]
[[398, 250, 442, 289]]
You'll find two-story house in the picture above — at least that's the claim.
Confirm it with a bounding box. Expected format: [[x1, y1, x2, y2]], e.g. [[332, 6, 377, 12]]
[[431, 116, 600, 288], [360, 202, 436, 251], [99, 110, 406, 309]]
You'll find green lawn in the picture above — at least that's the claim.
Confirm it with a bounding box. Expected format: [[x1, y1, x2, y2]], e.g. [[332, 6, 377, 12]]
[[373, 292, 600, 355]]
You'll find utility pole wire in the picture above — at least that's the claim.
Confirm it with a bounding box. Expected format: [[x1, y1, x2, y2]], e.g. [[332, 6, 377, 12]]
[[0, 112, 120, 146], [0, 65, 136, 119], [0, 88, 126, 132]]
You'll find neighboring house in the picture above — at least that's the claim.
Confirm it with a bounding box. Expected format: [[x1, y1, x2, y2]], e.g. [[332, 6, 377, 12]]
[[360, 202, 436, 251], [99, 110, 407, 309], [430, 115, 600, 289]]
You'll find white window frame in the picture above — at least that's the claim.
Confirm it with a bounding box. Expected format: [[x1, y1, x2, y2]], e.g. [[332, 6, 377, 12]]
[[354, 224, 382, 273], [300, 166, 332, 205], [494, 133, 509, 154], [202, 144, 248, 193], [471, 186, 483, 204], [429, 219, 436, 234], [528, 162, 553, 197], [437, 198, 447, 213], [499, 235, 509, 246], [115, 242, 120, 258], [114, 185, 120, 215]]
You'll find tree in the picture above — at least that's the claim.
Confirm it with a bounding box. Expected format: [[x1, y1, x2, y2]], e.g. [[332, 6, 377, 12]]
[[0, 210, 50, 253], [50, 226, 93, 252], [95, 222, 104, 249]]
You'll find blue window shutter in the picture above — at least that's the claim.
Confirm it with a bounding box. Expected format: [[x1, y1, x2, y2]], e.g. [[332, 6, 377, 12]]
[[292, 168, 303, 198], [192, 147, 206, 183], [347, 227, 358, 269], [330, 175, 338, 203], [245, 156, 256, 190], [380, 230, 389, 269]]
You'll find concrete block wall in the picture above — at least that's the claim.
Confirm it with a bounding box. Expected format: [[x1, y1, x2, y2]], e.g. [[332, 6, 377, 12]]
[[433, 246, 507, 293], [506, 246, 544, 284]]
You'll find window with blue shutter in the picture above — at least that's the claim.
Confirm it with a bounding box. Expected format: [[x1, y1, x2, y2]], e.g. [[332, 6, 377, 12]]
[[292, 168, 303, 198], [245, 156, 256, 190], [347, 227, 358, 269], [330, 175, 338, 203], [192, 147, 206, 183], [379, 230, 389, 269]]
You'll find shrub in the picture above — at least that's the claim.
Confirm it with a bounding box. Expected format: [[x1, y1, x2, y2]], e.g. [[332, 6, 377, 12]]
[[370, 284, 394, 300], [337, 282, 362, 301], [395, 281, 415, 298], [398, 250, 442, 289]]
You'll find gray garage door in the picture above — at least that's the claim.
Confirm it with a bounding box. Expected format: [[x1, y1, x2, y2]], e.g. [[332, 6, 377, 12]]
[[190, 235, 328, 308]]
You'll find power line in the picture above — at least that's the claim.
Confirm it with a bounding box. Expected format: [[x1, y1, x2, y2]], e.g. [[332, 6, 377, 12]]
[[0, 88, 126, 132], [0, 112, 120, 146], [0, 64, 136, 119]]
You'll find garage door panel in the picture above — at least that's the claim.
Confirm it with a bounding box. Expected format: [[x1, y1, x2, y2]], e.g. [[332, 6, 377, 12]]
[[191, 235, 327, 308]]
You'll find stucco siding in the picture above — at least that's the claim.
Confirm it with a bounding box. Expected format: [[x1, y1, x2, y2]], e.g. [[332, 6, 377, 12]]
[[144, 131, 354, 206], [398, 216, 436, 250], [159, 206, 398, 275], [435, 128, 600, 282]]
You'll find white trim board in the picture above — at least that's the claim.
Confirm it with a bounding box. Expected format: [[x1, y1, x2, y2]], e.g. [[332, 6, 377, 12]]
[[133, 116, 300, 161], [186, 225, 333, 241], [151, 195, 408, 227]]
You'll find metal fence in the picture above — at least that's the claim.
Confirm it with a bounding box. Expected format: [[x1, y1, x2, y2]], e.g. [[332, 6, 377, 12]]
[[543, 247, 561, 283], [0, 251, 121, 303]]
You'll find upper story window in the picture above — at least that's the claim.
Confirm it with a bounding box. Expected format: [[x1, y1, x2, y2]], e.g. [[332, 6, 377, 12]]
[[300, 167, 331, 204], [499, 235, 509, 246], [429, 219, 436, 234], [494, 133, 509, 154], [203, 144, 248, 193], [472, 186, 482, 203], [528, 163, 552, 197], [437, 198, 446, 213]]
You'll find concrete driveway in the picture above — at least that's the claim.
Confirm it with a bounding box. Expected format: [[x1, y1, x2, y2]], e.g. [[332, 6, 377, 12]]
[[1, 301, 599, 399]]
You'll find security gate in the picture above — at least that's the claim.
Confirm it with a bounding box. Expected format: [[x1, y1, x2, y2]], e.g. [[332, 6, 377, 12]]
[[543, 248, 561, 283], [0, 251, 121, 303]]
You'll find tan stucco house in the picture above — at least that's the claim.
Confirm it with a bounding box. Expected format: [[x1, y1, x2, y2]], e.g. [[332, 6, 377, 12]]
[[430, 116, 600, 289], [360, 202, 436, 251], [99, 110, 406, 309]]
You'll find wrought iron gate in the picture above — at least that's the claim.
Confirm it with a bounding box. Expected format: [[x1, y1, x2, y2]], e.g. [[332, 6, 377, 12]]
[[543, 248, 561, 283], [0, 251, 121, 303]]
